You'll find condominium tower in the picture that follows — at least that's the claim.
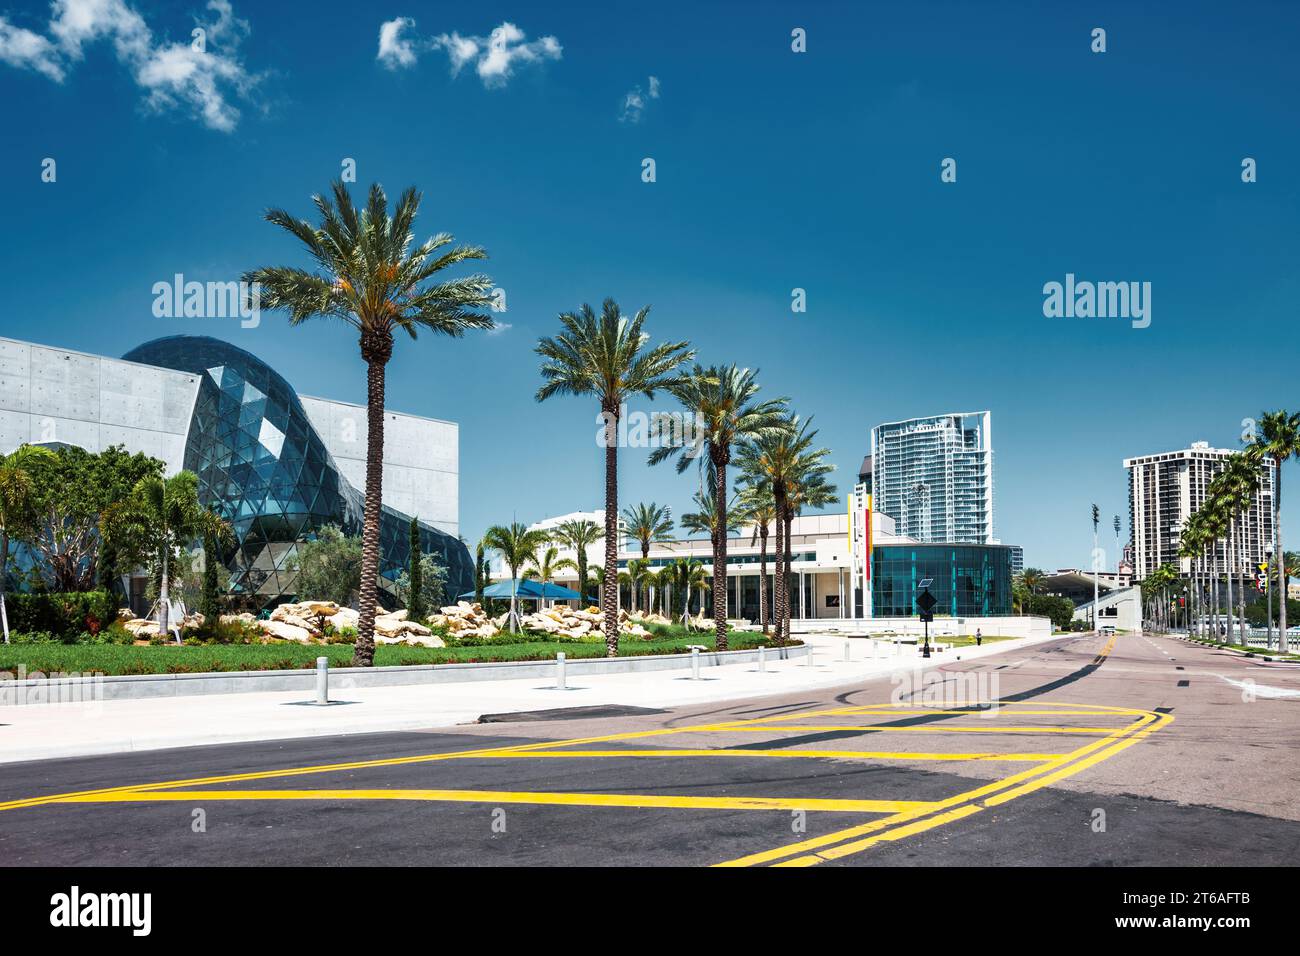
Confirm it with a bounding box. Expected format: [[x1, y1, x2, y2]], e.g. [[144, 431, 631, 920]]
[[870, 411, 994, 544], [1124, 441, 1275, 581]]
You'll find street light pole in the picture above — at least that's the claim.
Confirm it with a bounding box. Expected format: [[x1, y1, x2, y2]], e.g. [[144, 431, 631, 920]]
[[1091, 504, 1100, 633]]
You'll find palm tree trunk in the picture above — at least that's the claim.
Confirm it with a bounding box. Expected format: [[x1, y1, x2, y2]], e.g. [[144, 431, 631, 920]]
[[602, 405, 620, 657], [353, 349, 388, 668], [713, 455, 729, 651], [784, 509, 794, 640], [758, 524, 769, 636], [1225, 528, 1234, 642], [159, 542, 173, 644], [773, 491, 787, 645], [1275, 457, 1288, 654]]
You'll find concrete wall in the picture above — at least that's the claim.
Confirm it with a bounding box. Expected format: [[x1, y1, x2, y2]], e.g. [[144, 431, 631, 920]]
[[790, 615, 1053, 640], [300, 395, 458, 535], [0, 337, 200, 471]]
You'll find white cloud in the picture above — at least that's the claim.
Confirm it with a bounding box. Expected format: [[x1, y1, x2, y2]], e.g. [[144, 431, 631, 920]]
[[376, 18, 561, 87], [620, 74, 660, 123], [377, 16, 417, 69], [485, 322, 512, 336], [0, 17, 65, 80], [0, 0, 261, 132]]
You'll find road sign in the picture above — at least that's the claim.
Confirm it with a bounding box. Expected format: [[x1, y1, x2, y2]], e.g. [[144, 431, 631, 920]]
[[916, 590, 937, 613]]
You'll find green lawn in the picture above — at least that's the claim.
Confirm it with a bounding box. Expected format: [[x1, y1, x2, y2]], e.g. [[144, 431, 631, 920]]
[[0, 631, 783, 678]]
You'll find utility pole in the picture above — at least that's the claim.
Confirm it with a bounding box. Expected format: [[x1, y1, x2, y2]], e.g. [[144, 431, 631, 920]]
[[1091, 504, 1101, 632]]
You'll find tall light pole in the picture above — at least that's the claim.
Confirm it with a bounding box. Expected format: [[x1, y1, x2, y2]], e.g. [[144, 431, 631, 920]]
[[1091, 504, 1101, 632]]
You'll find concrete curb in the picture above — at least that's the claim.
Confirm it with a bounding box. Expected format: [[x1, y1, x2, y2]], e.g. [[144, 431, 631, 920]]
[[0, 643, 809, 703]]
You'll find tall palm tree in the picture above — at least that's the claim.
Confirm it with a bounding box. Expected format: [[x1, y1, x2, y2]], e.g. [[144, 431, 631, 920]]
[[0, 445, 57, 643], [781, 465, 838, 636], [1248, 411, 1300, 653], [474, 537, 488, 605], [245, 180, 495, 667], [482, 522, 551, 632], [1020, 567, 1046, 596], [535, 300, 693, 655], [736, 481, 777, 634], [735, 417, 825, 645], [551, 519, 602, 604], [649, 365, 788, 650], [622, 502, 675, 560]]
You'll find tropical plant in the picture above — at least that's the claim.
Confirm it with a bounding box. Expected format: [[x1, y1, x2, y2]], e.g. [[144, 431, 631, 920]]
[[735, 417, 826, 645], [24, 445, 163, 593], [622, 502, 675, 559], [649, 365, 787, 650], [404, 517, 424, 620], [474, 537, 489, 604], [623, 557, 652, 613], [666, 556, 708, 625], [395, 553, 447, 620], [535, 299, 693, 655], [1247, 411, 1300, 653], [781, 462, 837, 635], [524, 545, 577, 608], [101, 471, 230, 641], [736, 481, 777, 634], [0, 444, 57, 643], [245, 179, 496, 666], [1019, 567, 1046, 596], [482, 522, 551, 631], [551, 519, 602, 603], [289, 525, 364, 607]]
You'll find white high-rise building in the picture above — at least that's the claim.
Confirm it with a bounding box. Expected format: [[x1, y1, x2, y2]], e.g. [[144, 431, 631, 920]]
[[871, 411, 994, 544], [1124, 441, 1275, 582]]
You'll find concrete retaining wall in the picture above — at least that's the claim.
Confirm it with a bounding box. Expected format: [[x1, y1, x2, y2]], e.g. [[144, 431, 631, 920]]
[[790, 615, 1052, 640], [1, 643, 809, 704]]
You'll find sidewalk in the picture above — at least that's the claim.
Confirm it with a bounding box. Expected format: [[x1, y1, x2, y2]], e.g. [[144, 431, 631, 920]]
[[0, 632, 1064, 764]]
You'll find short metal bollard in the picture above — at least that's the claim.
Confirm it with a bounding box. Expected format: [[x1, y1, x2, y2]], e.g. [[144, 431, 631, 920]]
[[555, 651, 567, 690], [691, 646, 701, 680], [806, 644, 815, 667], [757, 645, 766, 672], [315, 656, 329, 705], [844, 640, 851, 662]]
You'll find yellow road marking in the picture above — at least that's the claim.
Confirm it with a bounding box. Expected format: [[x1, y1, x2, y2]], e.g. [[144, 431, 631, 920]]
[[479, 748, 1062, 762], [716, 725, 1130, 734], [715, 707, 1170, 867], [50, 788, 930, 815]]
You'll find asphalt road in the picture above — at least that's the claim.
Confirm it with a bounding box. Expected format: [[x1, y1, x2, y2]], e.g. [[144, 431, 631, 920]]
[[1, 631, 1297, 866]]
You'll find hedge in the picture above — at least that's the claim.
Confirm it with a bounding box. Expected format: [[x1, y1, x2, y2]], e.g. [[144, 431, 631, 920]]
[[2, 590, 120, 637]]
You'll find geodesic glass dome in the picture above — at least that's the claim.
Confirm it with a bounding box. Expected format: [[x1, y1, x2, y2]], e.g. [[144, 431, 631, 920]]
[[122, 336, 471, 608]]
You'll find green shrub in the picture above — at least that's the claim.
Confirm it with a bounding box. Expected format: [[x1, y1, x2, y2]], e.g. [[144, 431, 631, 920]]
[[5, 590, 120, 637]]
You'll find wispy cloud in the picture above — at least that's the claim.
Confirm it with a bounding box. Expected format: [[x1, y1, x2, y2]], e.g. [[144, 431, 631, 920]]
[[619, 74, 659, 123], [377, 18, 561, 88], [0, 0, 261, 132], [485, 322, 513, 336]]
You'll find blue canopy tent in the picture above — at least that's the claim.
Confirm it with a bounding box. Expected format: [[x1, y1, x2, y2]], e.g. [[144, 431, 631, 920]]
[[459, 579, 582, 602]]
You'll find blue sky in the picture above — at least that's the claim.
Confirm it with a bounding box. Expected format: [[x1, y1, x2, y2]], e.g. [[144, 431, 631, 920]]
[[2, 0, 1298, 570]]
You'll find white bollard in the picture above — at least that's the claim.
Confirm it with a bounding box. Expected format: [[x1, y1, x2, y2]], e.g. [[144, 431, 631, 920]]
[[757, 645, 766, 672], [315, 656, 329, 705], [806, 644, 815, 667], [844, 640, 851, 662], [691, 646, 701, 680], [556, 651, 566, 690], [873, 640, 879, 660]]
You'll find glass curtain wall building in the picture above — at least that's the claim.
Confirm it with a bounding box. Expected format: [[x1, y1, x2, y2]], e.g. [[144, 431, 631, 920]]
[[112, 336, 473, 607], [871, 412, 994, 544], [872, 543, 1013, 617]]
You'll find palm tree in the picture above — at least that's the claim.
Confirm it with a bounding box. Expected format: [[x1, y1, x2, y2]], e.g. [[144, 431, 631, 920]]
[[623, 557, 653, 614], [524, 545, 577, 608], [474, 537, 488, 605], [482, 522, 551, 632], [535, 299, 693, 655], [245, 180, 495, 667], [736, 481, 777, 634], [622, 502, 675, 560], [1248, 411, 1300, 653], [1020, 567, 1046, 596], [0, 445, 57, 643], [102, 471, 230, 643], [735, 417, 826, 645], [666, 556, 708, 626], [781, 464, 838, 636], [551, 519, 602, 604], [649, 365, 788, 650]]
